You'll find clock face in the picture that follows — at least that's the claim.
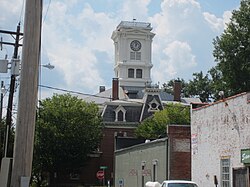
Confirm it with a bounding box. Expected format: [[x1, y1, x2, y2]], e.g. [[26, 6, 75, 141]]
[[130, 40, 141, 51]]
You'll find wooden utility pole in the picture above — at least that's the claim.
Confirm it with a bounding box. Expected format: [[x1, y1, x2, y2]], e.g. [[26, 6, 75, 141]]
[[0, 23, 23, 157], [5, 23, 21, 157], [10, 0, 42, 186]]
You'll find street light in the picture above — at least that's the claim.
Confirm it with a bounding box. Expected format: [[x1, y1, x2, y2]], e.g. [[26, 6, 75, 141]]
[[41, 63, 54, 70]]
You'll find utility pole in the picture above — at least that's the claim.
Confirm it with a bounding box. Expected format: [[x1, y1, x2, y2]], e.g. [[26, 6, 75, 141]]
[[0, 81, 4, 120], [0, 23, 23, 157], [10, 0, 42, 186], [0, 81, 3, 161]]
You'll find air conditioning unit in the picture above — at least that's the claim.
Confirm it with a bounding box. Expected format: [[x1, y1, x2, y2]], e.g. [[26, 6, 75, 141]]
[[0, 157, 13, 187]]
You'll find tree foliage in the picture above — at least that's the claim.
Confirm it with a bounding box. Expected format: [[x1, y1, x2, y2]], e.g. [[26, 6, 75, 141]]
[[185, 71, 212, 102], [135, 104, 190, 139], [213, 0, 250, 95], [33, 94, 102, 182]]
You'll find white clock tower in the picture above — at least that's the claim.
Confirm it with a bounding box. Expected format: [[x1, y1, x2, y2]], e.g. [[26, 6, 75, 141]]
[[111, 21, 155, 90]]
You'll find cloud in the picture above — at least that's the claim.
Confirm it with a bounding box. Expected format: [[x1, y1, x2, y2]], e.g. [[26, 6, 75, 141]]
[[0, 0, 23, 27], [203, 12, 224, 32], [150, 0, 209, 83], [120, 0, 151, 21], [42, 1, 117, 93], [203, 10, 232, 32], [164, 41, 197, 68], [150, 0, 201, 38], [153, 41, 196, 83]]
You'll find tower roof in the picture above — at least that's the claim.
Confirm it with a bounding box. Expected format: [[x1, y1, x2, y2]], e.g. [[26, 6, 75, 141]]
[[117, 21, 152, 31]]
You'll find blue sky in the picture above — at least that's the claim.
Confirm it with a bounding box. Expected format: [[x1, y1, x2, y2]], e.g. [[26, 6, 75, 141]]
[[0, 0, 241, 101]]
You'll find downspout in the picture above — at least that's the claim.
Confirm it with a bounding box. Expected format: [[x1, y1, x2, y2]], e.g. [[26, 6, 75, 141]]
[[166, 125, 170, 180]]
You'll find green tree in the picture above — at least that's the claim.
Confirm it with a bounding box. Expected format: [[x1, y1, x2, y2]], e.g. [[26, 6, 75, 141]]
[[33, 94, 102, 186], [135, 104, 190, 139], [213, 0, 250, 95], [0, 120, 5, 160], [185, 71, 212, 102], [208, 67, 228, 100], [0, 119, 15, 163]]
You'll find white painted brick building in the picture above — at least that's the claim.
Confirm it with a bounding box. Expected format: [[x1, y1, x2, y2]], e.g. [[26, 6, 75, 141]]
[[191, 92, 250, 187]]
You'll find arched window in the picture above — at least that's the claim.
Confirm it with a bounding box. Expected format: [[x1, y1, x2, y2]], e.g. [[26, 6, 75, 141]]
[[118, 111, 123, 121], [115, 105, 126, 122], [128, 68, 134, 78], [136, 69, 142, 78]]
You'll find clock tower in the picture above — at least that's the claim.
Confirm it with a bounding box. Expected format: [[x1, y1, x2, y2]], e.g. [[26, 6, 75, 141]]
[[111, 21, 155, 91]]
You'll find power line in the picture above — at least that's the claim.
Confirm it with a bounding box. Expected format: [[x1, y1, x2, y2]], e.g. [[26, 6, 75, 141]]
[[43, 0, 52, 23], [39, 84, 112, 99], [19, 0, 25, 24], [38, 85, 145, 105]]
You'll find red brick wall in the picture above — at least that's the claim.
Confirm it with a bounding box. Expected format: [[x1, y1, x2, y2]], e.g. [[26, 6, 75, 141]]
[[99, 127, 136, 185], [59, 127, 136, 186], [168, 125, 191, 180]]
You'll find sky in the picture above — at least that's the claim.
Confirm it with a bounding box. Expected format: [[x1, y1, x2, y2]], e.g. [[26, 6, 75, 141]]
[[0, 0, 241, 103]]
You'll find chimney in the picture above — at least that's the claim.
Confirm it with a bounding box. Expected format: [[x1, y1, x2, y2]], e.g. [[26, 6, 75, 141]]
[[173, 80, 181, 102], [99, 86, 105, 93], [112, 78, 119, 100]]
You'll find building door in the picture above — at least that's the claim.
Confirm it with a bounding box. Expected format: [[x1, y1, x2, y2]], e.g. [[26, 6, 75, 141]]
[[233, 167, 249, 187]]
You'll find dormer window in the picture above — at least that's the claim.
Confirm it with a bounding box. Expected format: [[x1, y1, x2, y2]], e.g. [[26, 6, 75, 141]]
[[148, 98, 160, 112], [115, 105, 126, 122]]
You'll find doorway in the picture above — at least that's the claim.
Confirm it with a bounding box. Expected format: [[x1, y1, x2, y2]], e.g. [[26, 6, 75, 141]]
[[233, 167, 249, 187]]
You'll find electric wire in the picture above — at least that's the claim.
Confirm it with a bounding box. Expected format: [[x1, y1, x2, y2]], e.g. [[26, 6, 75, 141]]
[[19, 0, 25, 24], [38, 84, 191, 107], [39, 85, 154, 105], [39, 84, 112, 99], [43, 0, 52, 23]]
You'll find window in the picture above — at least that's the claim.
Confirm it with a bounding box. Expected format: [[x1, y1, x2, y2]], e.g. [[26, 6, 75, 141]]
[[141, 161, 146, 187], [136, 69, 142, 78], [117, 111, 123, 121], [130, 52, 135, 60], [130, 51, 141, 60], [167, 183, 198, 187], [148, 98, 160, 112], [136, 52, 141, 60], [128, 68, 134, 78], [221, 158, 230, 187]]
